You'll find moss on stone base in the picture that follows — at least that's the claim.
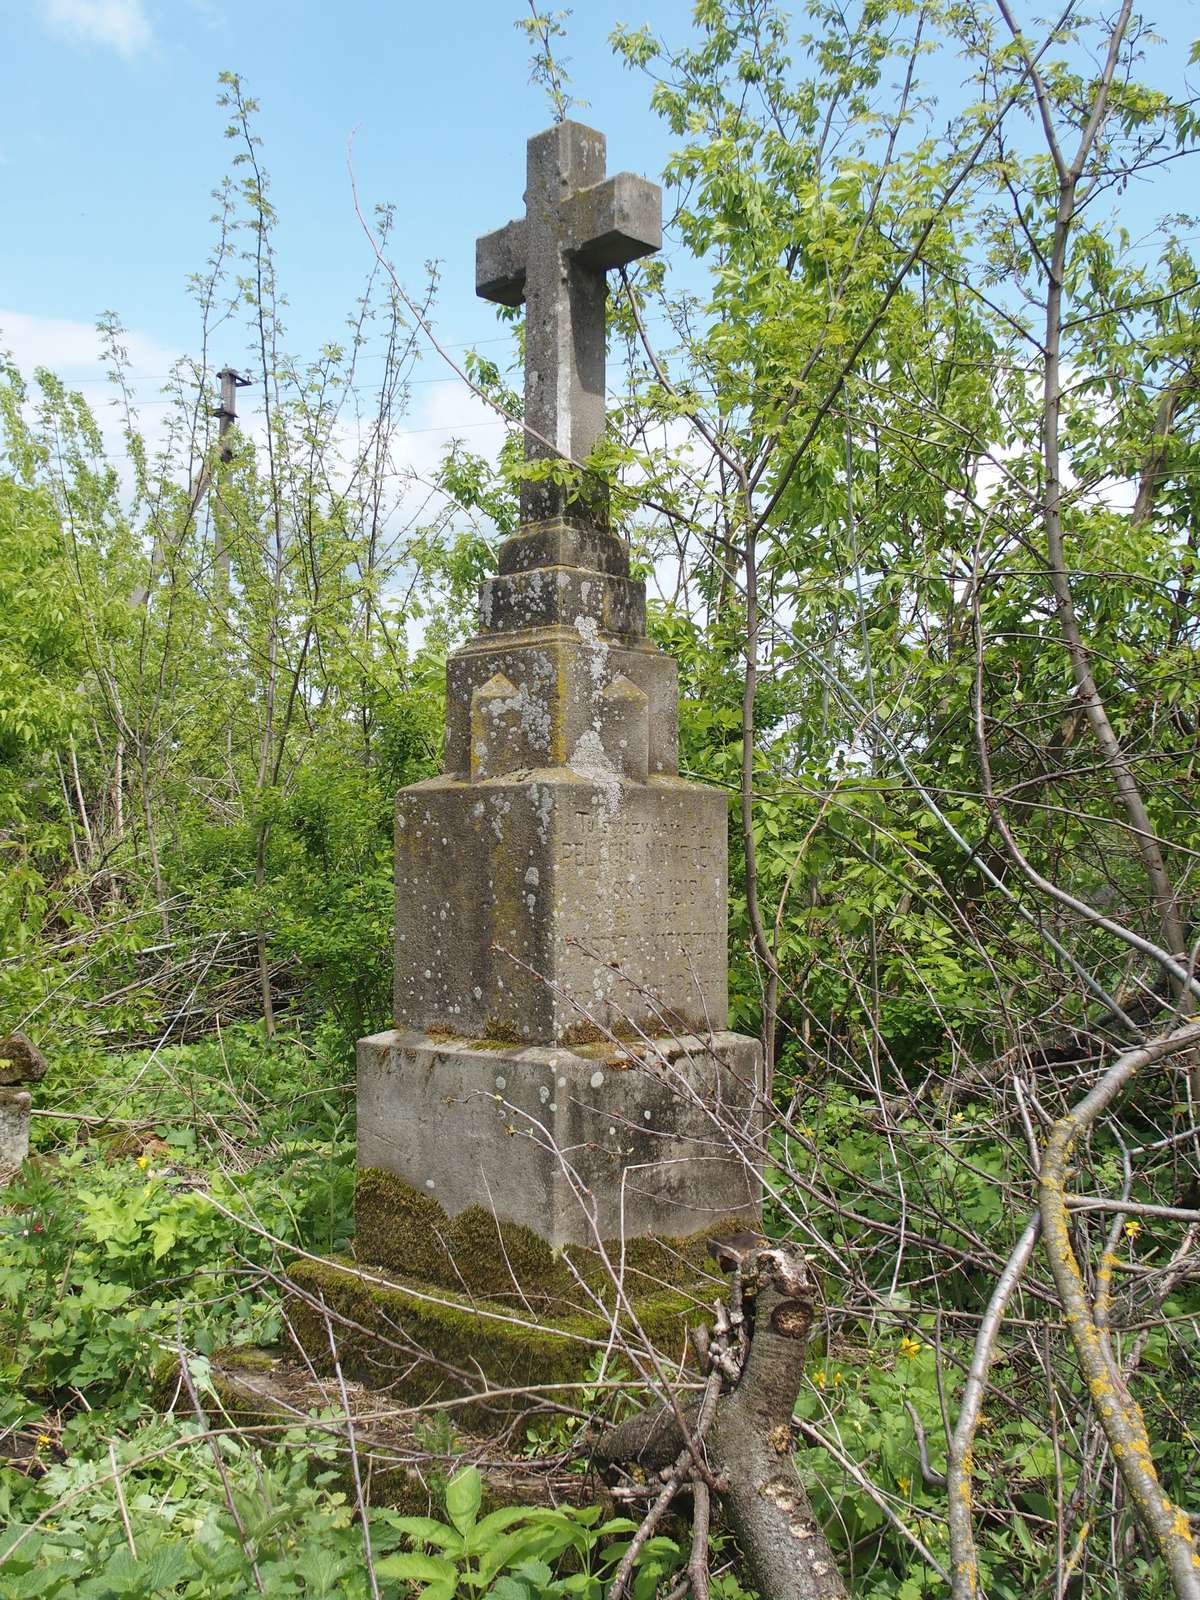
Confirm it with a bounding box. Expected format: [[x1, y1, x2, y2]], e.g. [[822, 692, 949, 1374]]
[[327, 1170, 753, 1423], [290, 1252, 702, 1423], [353, 1165, 741, 1312]]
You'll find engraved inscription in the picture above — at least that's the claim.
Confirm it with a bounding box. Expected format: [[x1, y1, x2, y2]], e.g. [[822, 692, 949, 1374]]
[[556, 804, 725, 985]]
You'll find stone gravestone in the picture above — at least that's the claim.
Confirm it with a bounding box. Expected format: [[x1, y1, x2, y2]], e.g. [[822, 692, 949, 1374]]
[[291, 123, 761, 1411], [0, 1033, 46, 1183], [360, 119, 761, 1245]]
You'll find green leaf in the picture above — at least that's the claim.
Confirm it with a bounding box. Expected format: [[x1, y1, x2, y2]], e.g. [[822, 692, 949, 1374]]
[[293, 1545, 346, 1595], [444, 1466, 482, 1537], [472, 1506, 544, 1543], [484, 1580, 534, 1600], [143, 1543, 195, 1592], [512, 1559, 553, 1585], [476, 1527, 561, 1584], [374, 1551, 458, 1585], [593, 1518, 639, 1536], [382, 1515, 464, 1553]]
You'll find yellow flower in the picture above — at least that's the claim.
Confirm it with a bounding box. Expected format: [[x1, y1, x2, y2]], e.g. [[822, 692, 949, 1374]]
[[1124, 1219, 1142, 1240], [812, 1369, 826, 1389], [832, 1370, 843, 1386], [136, 1155, 149, 1169], [897, 1475, 911, 1495], [899, 1335, 924, 1361], [36, 1434, 51, 1448]]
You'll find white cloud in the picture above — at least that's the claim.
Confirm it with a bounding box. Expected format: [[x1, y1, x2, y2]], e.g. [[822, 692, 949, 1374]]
[[37, 0, 152, 58], [0, 309, 181, 487], [0, 307, 174, 377]]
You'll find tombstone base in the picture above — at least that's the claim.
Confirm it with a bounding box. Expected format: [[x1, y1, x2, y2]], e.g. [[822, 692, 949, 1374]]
[[288, 1174, 748, 1421], [0, 1088, 31, 1184], [357, 1028, 762, 1250], [203, 1346, 594, 1511]]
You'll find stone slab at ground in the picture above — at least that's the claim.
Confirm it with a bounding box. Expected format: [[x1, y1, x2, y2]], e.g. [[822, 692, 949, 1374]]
[[285, 1174, 744, 1420], [288, 1251, 705, 1423], [202, 1348, 591, 1513]]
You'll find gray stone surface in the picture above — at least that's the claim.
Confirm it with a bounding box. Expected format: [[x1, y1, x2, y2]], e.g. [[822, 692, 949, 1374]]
[[476, 121, 661, 524], [358, 1029, 762, 1247], [0, 1088, 31, 1183], [395, 772, 729, 1046], [0, 1032, 48, 1087], [481, 564, 646, 638], [497, 518, 631, 578], [443, 629, 680, 780], [357, 119, 761, 1254]]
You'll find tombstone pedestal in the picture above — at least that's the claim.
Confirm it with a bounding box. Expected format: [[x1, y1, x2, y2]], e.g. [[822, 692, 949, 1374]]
[[394, 772, 732, 1047], [357, 1028, 761, 1250]]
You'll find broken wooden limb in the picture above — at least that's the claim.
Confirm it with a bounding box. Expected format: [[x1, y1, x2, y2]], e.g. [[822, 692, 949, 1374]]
[[594, 1242, 847, 1599]]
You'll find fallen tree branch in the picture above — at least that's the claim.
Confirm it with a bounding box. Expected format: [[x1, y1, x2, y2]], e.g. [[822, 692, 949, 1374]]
[[1039, 1019, 1200, 1598], [594, 1244, 848, 1599], [947, 1212, 1042, 1599]]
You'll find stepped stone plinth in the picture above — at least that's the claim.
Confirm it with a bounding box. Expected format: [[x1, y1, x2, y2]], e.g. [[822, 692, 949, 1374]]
[[289, 121, 762, 1409]]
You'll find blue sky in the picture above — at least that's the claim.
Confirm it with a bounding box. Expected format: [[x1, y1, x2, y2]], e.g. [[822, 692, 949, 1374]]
[[1, 1, 696, 419], [2, 0, 1197, 454]]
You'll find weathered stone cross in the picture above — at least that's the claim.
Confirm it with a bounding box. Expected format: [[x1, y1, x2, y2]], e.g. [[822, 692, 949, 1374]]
[[351, 115, 759, 1257], [476, 120, 662, 523], [288, 118, 760, 1426]]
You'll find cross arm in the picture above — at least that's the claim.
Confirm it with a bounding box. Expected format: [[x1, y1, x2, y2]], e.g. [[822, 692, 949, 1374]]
[[476, 218, 527, 306], [564, 172, 662, 272]]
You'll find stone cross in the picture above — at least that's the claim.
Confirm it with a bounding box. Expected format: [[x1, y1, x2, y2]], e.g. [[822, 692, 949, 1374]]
[[476, 120, 662, 523], [283, 121, 760, 1429], [351, 120, 760, 1254]]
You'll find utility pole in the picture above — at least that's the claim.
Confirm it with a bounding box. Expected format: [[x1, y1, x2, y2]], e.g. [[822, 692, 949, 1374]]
[[185, 365, 249, 521], [187, 366, 250, 594], [132, 367, 250, 611], [213, 367, 251, 463]]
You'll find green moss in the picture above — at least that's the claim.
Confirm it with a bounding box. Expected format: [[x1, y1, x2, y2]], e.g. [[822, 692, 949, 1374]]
[[479, 1022, 524, 1046], [289, 1254, 700, 1424], [149, 1351, 182, 1408], [354, 1166, 452, 1284], [353, 1166, 740, 1313], [421, 1027, 526, 1051], [222, 1346, 278, 1373], [559, 1008, 695, 1047], [441, 1204, 561, 1302]]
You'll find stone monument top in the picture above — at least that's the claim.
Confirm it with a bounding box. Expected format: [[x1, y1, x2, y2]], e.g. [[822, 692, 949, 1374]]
[[476, 119, 662, 528]]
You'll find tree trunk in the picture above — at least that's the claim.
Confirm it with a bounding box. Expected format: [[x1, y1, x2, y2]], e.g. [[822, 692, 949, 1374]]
[[595, 1246, 847, 1599]]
